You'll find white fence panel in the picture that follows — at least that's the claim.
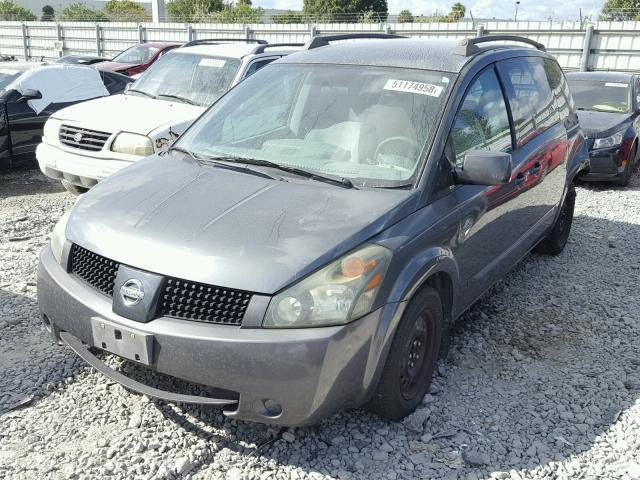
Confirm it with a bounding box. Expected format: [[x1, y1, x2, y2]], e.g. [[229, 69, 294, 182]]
[[0, 20, 639, 72]]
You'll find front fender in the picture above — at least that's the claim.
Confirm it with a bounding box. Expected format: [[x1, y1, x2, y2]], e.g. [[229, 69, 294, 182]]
[[567, 128, 589, 183], [360, 247, 460, 401]]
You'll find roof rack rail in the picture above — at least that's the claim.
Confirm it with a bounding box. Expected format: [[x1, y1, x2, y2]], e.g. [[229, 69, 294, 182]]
[[305, 33, 406, 50], [252, 43, 304, 55], [454, 35, 546, 56], [182, 38, 267, 48]]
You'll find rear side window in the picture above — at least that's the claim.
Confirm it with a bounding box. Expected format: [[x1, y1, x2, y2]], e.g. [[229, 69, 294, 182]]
[[498, 57, 556, 147], [245, 58, 277, 78], [450, 67, 512, 165], [543, 59, 573, 121]]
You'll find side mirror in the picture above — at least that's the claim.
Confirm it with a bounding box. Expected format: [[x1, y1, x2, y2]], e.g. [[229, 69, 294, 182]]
[[18, 89, 42, 102], [455, 150, 512, 186]]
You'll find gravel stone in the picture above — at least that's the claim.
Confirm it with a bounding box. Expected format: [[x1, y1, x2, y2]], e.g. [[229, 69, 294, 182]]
[[2, 167, 640, 480]]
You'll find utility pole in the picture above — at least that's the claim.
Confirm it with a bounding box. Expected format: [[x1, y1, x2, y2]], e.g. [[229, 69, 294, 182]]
[[514, 1, 520, 21]]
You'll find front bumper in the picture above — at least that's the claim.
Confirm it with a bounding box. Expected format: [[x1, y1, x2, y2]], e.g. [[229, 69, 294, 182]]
[[37, 245, 401, 426], [36, 142, 135, 189], [580, 145, 627, 182]]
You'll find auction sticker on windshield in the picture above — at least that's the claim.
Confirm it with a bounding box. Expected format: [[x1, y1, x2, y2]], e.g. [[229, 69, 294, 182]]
[[199, 58, 226, 68], [604, 82, 628, 88], [384, 79, 443, 97]]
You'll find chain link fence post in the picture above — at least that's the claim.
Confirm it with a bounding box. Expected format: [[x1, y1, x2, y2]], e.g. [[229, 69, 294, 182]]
[[138, 24, 145, 43], [186, 24, 193, 42]]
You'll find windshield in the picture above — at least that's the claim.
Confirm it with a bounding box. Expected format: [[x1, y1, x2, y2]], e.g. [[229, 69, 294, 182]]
[[128, 52, 241, 107], [0, 68, 22, 90], [176, 64, 453, 187], [568, 78, 631, 113], [113, 45, 159, 64]]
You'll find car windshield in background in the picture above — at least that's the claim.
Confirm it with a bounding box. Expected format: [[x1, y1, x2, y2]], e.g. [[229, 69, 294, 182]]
[[128, 53, 241, 107], [568, 79, 631, 113], [0, 68, 23, 90], [176, 64, 453, 188], [112, 46, 159, 64]]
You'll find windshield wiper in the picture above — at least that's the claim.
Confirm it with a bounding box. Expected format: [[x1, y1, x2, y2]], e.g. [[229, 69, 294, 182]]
[[205, 155, 355, 189], [169, 148, 276, 180], [157, 93, 199, 106], [168, 146, 199, 160], [127, 88, 155, 99], [372, 183, 413, 189]]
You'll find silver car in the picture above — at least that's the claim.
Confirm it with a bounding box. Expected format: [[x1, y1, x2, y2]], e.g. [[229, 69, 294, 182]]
[[38, 34, 586, 426]]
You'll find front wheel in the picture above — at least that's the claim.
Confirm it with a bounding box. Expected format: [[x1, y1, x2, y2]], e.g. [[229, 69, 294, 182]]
[[368, 287, 444, 422], [61, 180, 88, 195], [533, 186, 576, 255], [617, 144, 637, 187]]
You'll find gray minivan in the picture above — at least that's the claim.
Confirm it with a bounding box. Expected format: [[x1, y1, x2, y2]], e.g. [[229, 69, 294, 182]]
[[38, 34, 588, 426]]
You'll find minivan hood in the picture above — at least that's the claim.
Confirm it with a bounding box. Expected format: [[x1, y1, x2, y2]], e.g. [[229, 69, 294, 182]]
[[577, 110, 632, 138], [67, 155, 416, 294], [52, 94, 204, 136]]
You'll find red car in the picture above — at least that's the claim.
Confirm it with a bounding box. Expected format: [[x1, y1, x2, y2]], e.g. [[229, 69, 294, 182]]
[[95, 42, 181, 77]]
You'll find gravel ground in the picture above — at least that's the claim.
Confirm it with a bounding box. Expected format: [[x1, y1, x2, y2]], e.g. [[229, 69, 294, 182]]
[[1, 165, 639, 480]]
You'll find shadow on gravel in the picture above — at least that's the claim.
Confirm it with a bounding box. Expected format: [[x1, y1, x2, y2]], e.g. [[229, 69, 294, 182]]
[[31, 213, 640, 479], [0, 165, 65, 200], [0, 288, 83, 415]]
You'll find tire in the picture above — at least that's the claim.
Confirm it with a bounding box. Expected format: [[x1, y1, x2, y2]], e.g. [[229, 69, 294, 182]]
[[617, 144, 636, 187], [61, 180, 88, 195], [368, 287, 444, 422], [533, 186, 576, 255]]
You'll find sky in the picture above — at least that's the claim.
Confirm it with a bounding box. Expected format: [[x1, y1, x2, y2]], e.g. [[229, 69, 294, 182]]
[[259, 0, 603, 21]]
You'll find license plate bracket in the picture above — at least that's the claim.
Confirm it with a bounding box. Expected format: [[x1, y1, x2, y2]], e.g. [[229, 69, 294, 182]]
[[90, 317, 153, 366]]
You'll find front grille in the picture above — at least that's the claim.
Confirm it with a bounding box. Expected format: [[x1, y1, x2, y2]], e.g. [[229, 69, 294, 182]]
[[68, 244, 252, 325], [59, 125, 111, 151], [70, 244, 119, 296], [160, 278, 252, 325]]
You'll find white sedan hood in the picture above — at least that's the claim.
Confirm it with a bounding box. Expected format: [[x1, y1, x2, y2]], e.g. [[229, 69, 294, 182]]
[[51, 94, 205, 136]]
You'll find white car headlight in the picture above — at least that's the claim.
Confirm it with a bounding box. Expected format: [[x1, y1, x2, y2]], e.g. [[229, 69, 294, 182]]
[[43, 118, 61, 141], [111, 132, 153, 156], [264, 245, 392, 328], [51, 212, 70, 264], [593, 130, 624, 150]]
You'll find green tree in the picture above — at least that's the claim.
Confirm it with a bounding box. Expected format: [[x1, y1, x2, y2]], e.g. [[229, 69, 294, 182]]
[[600, 0, 640, 20], [302, 0, 388, 22], [449, 2, 465, 20], [272, 10, 304, 23], [104, 0, 150, 21], [216, 2, 263, 22], [41, 4, 55, 20], [0, 0, 37, 20], [397, 9, 413, 22], [61, 2, 108, 21], [166, 0, 225, 22]]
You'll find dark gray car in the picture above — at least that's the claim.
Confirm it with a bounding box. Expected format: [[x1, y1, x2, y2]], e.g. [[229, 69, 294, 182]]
[[37, 34, 588, 426]]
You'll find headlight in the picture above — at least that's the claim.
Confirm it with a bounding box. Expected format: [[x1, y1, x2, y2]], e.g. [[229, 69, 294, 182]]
[[111, 132, 153, 156], [264, 245, 392, 328], [593, 130, 624, 150], [51, 212, 70, 264], [43, 118, 61, 141]]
